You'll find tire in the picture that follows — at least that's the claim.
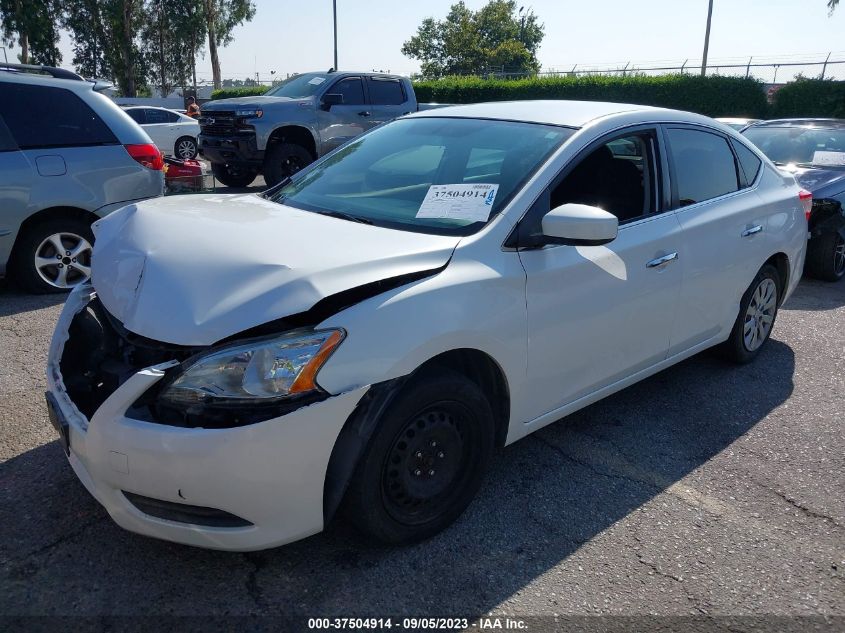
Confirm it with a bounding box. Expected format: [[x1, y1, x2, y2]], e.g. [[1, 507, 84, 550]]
[[211, 162, 257, 188], [805, 232, 845, 282], [720, 264, 781, 364], [12, 217, 95, 294], [263, 142, 313, 187], [344, 369, 495, 544], [174, 136, 198, 160]]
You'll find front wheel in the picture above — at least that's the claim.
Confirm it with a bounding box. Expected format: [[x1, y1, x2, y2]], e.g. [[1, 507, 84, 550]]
[[12, 218, 94, 293], [263, 143, 313, 187], [805, 232, 845, 282], [721, 264, 781, 364], [211, 162, 257, 189], [344, 370, 495, 544]]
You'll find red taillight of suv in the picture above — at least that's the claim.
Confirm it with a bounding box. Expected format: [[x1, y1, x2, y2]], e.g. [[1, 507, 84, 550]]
[[799, 189, 813, 221], [125, 144, 164, 171]]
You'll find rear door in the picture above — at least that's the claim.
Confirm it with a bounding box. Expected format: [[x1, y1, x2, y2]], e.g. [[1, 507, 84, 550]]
[[0, 114, 32, 273], [316, 76, 371, 153], [365, 76, 410, 125], [662, 126, 774, 354], [142, 108, 178, 154]]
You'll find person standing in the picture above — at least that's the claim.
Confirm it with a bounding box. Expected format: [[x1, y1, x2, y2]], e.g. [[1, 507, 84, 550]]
[[186, 96, 201, 119]]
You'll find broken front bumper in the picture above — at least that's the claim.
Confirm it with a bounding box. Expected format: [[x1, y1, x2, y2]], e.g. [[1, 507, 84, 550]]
[[46, 285, 367, 551]]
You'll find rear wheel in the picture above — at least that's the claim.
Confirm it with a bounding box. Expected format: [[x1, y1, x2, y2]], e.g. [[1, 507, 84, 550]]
[[344, 370, 495, 544], [12, 218, 94, 293], [263, 143, 313, 187], [805, 232, 845, 282], [721, 264, 781, 364], [211, 162, 257, 188], [174, 136, 198, 159]]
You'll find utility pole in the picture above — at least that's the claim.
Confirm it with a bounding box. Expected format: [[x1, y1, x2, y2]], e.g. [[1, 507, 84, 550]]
[[332, 0, 338, 70], [701, 0, 714, 76]]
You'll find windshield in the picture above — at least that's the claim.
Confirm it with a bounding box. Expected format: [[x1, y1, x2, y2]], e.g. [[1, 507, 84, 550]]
[[743, 126, 845, 168], [268, 117, 572, 235], [264, 73, 328, 99]]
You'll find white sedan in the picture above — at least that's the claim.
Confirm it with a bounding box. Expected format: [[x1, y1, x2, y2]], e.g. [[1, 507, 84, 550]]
[[47, 101, 808, 551], [123, 106, 200, 159]]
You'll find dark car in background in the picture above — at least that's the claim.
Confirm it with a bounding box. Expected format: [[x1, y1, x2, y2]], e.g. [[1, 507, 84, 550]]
[[743, 119, 845, 281]]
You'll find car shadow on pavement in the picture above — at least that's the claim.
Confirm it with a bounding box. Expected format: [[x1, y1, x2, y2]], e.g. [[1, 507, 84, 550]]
[[781, 277, 845, 311], [0, 281, 66, 317], [0, 340, 795, 617]]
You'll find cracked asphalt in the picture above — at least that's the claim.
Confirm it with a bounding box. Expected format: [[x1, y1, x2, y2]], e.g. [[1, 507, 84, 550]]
[[0, 276, 843, 624]]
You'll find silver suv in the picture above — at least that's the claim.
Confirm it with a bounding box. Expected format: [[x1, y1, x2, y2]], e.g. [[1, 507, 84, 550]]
[[0, 64, 164, 293]]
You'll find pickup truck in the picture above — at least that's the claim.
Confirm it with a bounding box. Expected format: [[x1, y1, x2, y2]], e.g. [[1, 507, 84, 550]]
[[198, 71, 420, 188]]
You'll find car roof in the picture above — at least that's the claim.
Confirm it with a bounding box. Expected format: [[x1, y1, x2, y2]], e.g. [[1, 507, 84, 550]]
[[750, 118, 845, 129], [409, 100, 707, 129]]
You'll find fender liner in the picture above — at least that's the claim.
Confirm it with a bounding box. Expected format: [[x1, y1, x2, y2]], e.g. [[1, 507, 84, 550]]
[[322, 375, 409, 524]]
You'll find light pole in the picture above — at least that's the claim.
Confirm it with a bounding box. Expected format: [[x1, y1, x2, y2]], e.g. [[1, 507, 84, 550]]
[[333, 0, 338, 70], [701, 0, 714, 76]]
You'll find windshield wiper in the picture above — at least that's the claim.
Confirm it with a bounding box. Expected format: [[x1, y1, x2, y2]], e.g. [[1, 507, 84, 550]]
[[314, 210, 374, 225]]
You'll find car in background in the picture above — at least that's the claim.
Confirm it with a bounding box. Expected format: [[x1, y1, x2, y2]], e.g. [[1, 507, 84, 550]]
[[743, 119, 845, 281], [123, 106, 200, 159], [0, 63, 164, 293], [48, 101, 807, 550], [716, 117, 762, 131]]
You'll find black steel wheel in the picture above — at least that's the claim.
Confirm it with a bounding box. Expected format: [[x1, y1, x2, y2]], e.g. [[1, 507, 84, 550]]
[[344, 369, 495, 544]]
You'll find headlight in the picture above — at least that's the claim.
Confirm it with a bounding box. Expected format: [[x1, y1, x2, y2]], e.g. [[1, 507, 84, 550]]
[[238, 109, 263, 119], [159, 329, 344, 406]]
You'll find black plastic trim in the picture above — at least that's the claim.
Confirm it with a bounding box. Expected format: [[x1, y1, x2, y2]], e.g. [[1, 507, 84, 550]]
[[122, 491, 253, 528]]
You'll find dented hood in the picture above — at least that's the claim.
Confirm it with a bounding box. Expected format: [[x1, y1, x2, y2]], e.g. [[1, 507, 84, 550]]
[[91, 194, 459, 345]]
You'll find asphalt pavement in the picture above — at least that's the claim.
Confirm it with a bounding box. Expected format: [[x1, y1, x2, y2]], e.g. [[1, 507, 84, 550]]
[[0, 275, 843, 626]]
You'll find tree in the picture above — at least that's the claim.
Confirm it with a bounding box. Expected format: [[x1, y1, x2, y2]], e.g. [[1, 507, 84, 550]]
[[141, 0, 206, 96], [201, 0, 256, 90], [0, 0, 61, 65], [402, 0, 544, 78], [62, 0, 107, 78], [829, 0, 839, 12]]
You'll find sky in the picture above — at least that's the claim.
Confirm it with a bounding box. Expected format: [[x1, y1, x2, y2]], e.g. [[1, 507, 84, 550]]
[[3, 0, 845, 83]]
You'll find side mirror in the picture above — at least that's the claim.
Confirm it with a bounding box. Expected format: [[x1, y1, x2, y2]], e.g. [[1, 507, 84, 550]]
[[541, 203, 618, 246], [321, 93, 344, 110]]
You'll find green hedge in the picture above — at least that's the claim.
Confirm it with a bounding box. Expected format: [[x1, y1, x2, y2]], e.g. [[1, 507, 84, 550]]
[[210, 86, 270, 100], [770, 78, 845, 119], [413, 74, 768, 118]]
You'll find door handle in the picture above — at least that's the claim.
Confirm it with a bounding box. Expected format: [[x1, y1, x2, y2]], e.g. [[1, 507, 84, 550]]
[[742, 224, 763, 237], [646, 252, 679, 268], [358, 111, 371, 117]]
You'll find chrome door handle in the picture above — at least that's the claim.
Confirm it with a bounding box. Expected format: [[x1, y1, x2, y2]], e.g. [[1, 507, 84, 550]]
[[742, 225, 763, 237], [646, 252, 679, 268]]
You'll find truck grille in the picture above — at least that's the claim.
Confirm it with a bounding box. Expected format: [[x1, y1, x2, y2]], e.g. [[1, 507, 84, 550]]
[[198, 110, 238, 136]]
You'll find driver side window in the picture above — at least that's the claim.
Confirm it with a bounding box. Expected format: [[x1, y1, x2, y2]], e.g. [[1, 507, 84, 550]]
[[550, 131, 660, 224], [331, 77, 365, 105]]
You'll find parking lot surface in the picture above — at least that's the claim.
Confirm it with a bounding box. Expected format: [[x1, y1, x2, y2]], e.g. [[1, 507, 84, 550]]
[[0, 277, 843, 621]]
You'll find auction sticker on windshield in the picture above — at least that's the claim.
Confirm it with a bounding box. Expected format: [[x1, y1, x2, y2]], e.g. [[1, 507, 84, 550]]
[[416, 184, 499, 222], [308, 77, 326, 85], [812, 151, 845, 166]]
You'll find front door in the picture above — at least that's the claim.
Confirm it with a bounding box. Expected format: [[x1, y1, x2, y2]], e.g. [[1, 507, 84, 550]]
[[518, 129, 683, 421], [316, 76, 373, 154]]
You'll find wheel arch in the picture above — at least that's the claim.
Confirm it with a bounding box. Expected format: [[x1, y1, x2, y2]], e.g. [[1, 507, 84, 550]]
[[322, 347, 510, 525], [764, 252, 790, 305], [10, 206, 98, 262], [267, 125, 317, 159]]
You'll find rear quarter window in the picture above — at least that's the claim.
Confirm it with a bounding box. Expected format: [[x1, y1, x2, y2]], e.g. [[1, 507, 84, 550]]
[[0, 84, 117, 149], [731, 139, 762, 186]]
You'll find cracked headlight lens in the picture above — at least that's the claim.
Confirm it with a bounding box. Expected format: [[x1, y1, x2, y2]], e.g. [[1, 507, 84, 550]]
[[159, 329, 344, 406]]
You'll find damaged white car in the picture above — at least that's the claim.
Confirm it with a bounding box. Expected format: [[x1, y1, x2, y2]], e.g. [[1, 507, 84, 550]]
[[46, 101, 808, 551]]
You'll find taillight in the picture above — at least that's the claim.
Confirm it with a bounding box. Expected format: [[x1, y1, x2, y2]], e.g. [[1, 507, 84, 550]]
[[125, 144, 164, 171], [799, 189, 813, 221]]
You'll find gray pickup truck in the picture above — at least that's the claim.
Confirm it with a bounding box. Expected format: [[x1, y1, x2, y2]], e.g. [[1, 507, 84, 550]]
[[198, 71, 419, 188]]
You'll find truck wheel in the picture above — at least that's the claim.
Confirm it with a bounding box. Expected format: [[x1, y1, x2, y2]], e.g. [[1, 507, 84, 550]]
[[12, 217, 95, 294], [805, 233, 845, 282], [343, 369, 495, 544], [263, 143, 313, 187], [211, 163, 257, 188]]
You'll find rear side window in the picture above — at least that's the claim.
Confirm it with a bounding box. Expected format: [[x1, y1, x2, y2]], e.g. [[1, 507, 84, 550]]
[[0, 84, 117, 149], [667, 128, 739, 207], [731, 139, 762, 186], [368, 78, 405, 105], [146, 109, 179, 123]]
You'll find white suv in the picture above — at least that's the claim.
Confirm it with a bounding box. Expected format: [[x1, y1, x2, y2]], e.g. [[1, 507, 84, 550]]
[[0, 64, 163, 293]]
